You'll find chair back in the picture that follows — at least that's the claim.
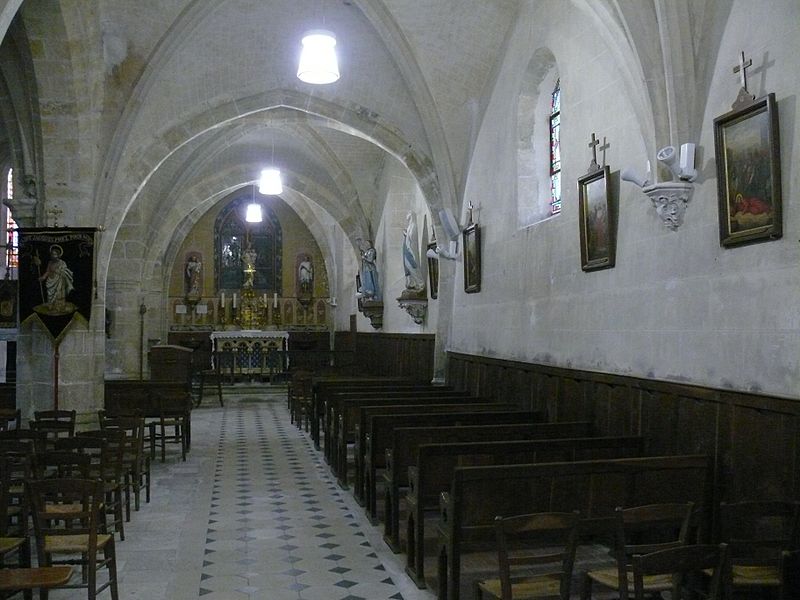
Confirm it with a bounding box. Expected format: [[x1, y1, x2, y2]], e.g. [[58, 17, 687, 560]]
[[612, 502, 695, 600], [0, 455, 15, 536], [493, 511, 581, 600], [0, 408, 21, 431], [31, 410, 76, 449], [719, 500, 800, 565], [77, 429, 127, 483], [0, 429, 47, 456], [99, 413, 145, 469], [631, 543, 729, 600], [34, 451, 91, 479], [26, 478, 105, 558]]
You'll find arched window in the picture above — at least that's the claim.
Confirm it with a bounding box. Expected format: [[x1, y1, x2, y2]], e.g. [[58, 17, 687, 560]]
[[2, 168, 17, 274], [549, 79, 561, 215], [214, 187, 282, 293], [516, 49, 560, 228]]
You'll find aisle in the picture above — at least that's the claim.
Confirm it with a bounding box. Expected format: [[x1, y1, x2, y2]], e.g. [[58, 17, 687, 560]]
[[66, 387, 435, 600]]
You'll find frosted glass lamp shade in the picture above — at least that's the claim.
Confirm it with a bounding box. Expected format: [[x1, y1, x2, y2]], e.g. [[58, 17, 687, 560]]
[[259, 168, 283, 195], [245, 203, 263, 223], [297, 30, 340, 84]]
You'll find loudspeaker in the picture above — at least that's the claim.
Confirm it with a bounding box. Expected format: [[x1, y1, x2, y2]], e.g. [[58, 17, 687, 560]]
[[621, 168, 649, 188]]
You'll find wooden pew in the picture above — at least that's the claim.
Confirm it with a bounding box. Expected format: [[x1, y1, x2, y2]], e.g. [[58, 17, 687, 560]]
[[362, 409, 544, 521], [332, 394, 490, 487], [311, 377, 416, 447], [401, 433, 643, 585], [323, 386, 457, 462], [385, 421, 592, 555], [435, 454, 711, 600], [320, 385, 451, 457]]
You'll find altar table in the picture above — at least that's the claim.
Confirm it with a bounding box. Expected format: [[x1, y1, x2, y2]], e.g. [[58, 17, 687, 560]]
[[210, 330, 289, 376]]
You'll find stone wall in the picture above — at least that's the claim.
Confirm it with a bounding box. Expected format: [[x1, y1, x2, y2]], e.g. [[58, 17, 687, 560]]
[[450, 0, 799, 398]]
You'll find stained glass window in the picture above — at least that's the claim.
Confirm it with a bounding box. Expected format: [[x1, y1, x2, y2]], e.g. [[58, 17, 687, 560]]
[[5, 169, 17, 272], [549, 79, 561, 215], [215, 189, 282, 293]]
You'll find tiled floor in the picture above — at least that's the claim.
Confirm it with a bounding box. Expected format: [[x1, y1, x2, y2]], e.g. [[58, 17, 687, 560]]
[[47, 386, 436, 600]]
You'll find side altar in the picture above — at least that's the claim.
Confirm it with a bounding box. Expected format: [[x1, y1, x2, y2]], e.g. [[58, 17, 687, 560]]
[[210, 329, 289, 377]]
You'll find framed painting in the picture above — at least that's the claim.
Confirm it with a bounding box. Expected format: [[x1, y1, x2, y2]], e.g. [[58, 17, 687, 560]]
[[426, 242, 439, 299], [577, 166, 615, 271], [714, 93, 782, 247], [462, 223, 481, 293]]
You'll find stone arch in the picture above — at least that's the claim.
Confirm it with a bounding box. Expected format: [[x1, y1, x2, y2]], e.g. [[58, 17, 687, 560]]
[[572, 0, 734, 164], [150, 113, 368, 239], [131, 163, 349, 291], [516, 47, 560, 228], [96, 91, 440, 288]]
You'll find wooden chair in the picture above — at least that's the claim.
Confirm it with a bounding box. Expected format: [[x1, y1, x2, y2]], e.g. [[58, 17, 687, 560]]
[[150, 393, 190, 462], [289, 370, 313, 430], [580, 502, 695, 600], [781, 549, 800, 600], [0, 455, 32, 600], [98, 414, 150, 518], [718, 500, 800, 598], [197, 350, 234, 407], [474, 511, 581, 600], [631, 543, 729, 599], [59, 433, 127, 541], [26, 477, 120, 600], [0, 409, 21, 431], [0, 439, 37, 537], [31, 410, 76, 450], [0, 567, 74, 597]]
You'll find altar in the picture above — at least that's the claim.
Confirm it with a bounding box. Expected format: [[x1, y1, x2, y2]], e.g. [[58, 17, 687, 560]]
[[210, 330, 289, 377]]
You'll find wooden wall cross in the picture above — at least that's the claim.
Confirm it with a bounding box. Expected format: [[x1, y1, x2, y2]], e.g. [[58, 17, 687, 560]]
[[733, 50, 752, 92]]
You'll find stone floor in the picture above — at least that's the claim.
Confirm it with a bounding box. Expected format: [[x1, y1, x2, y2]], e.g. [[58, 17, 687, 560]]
[[45, 386, 436, 600]]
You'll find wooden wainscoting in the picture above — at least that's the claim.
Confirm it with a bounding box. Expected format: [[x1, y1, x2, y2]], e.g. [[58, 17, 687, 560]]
[[447, 351, 800, 504], [354, 333, 435, 382]]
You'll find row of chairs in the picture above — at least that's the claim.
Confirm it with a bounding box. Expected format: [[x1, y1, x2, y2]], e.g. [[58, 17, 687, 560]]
[[0, 410, 165, 598], [473, 500, 799, 600]]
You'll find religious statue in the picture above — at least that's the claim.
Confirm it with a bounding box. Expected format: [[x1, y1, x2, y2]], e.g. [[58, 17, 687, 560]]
[[242, 243, 257, 289], [185, 254, 202, 297], [401, 213, 425, 294], [298, 256, 313, 294], [357, 238, 381, 300]]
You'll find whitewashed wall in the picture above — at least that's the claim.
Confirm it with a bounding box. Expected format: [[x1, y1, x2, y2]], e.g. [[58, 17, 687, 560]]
[[449, 0, 799, 398]]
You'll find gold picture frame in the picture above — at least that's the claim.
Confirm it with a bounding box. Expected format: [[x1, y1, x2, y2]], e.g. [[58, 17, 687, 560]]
[[462, 223, 481, 293], [714, 93, 782, 247], [577, 166, 615, 272]]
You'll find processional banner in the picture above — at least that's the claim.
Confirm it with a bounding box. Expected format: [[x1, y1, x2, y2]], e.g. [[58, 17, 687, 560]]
[[18, 228, 96, 342]]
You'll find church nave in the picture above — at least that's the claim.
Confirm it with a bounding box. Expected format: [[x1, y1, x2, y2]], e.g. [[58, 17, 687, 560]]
[[46, 388, 434, 600]]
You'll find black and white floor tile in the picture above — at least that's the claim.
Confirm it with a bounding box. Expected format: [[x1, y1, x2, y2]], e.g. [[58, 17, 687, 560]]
[[48, 387, 435, 600]]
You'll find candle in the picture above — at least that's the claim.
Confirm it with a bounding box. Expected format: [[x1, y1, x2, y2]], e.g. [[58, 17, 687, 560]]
[[220, 292, 225, 307], [263, 293, 267, 304], [273, 293, 278, 308], [233, 293, 237, 308]]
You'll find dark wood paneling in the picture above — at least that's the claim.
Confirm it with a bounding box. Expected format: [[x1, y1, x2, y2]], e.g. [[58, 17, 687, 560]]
[[447, 351, 800, 503], [352, 333, 434, 382]]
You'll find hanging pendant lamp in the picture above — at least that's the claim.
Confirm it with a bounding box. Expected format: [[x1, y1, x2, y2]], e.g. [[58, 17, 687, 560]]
[[259, 168, 283, 195], [246, 185, 263, 223], [297, 29, 340, 84]]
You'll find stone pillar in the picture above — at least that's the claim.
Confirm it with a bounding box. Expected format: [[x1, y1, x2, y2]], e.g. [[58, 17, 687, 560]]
[[431, 256, 455, 384], [16, 316, 105, 426]]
